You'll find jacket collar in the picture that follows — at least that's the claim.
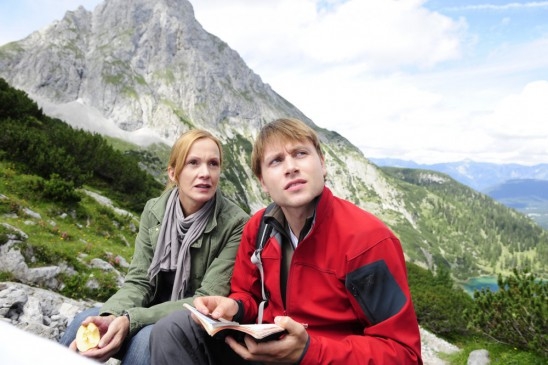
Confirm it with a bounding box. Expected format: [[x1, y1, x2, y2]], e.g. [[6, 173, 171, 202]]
[[264, 187, 329, 242]]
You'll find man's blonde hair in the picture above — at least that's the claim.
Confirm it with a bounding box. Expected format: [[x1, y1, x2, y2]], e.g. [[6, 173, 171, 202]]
[[251, 118, 324, 178]]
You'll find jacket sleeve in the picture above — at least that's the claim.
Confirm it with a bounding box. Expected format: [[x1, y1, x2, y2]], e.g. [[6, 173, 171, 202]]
[[99, 198, 158, 322], [300, 235, 422, 365]]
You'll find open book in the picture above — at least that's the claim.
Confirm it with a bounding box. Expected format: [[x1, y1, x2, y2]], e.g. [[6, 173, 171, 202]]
[[183, 303, 286, 341]]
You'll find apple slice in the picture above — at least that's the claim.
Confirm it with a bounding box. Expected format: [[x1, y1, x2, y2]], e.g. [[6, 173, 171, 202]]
[[75, 322, 100, 352]]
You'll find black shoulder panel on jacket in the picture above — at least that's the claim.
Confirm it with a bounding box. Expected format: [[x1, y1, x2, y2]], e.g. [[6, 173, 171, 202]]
[[345, 260, 406, 325]]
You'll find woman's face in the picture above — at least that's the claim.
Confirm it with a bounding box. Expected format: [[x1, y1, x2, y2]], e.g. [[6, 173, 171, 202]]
[[168, 138, 221, 216]]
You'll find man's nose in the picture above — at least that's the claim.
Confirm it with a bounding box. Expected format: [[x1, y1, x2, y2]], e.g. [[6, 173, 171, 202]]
[[284, 157, 298, 174]]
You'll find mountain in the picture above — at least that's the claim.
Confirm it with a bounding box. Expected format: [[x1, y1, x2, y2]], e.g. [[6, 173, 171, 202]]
[[370, 158, 548, 229], [369, 158, 548, 191], [0, 0, 321, 212], [485, 179, 548, 201], [1, 0, 547, 280], [484, 179, 548, 229]]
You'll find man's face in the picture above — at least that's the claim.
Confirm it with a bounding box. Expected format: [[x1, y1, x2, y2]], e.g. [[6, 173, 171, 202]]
[[259, 138, 326, 214]]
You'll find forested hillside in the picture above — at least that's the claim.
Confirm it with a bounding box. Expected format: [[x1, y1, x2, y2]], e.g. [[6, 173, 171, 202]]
[[0, 78, 163, 212], [381, 167, 548, 279]]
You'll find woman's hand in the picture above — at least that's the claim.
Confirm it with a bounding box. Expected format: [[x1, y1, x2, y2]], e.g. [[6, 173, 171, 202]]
[[69, 314, 130, 362]]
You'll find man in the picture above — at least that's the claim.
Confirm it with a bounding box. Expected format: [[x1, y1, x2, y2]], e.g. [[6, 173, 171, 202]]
[[150, 118, 422, 364]]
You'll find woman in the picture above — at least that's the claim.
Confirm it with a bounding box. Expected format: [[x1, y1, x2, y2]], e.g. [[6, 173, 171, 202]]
[[60, 129, 249, 365]]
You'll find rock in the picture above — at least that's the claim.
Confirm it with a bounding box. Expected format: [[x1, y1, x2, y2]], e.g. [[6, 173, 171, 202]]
[[22, 208, 41, 220], [1, 223, 29, 240], [420, 327, 461, 364], [0, 240, 61, 290], [0, 282, 94, 341], [90, 257, 116, 271], [468, 349, 490, 365], [0, 282, 120, 364]]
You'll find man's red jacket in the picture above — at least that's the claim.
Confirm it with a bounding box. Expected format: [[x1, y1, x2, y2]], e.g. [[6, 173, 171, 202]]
[[229, 187, 422, 364]]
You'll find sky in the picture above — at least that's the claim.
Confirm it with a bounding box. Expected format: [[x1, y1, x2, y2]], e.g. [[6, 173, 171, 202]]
[[1, 0, 548, 166]]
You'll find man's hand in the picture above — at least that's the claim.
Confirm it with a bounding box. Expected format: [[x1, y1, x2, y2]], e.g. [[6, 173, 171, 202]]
[[68, 314, 130, 363], [225, 316, 309, 363], [193, 296, 239, 321]]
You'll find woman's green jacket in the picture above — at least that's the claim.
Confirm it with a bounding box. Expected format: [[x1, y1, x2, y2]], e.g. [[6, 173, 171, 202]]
[[100, 188, 249, 336]]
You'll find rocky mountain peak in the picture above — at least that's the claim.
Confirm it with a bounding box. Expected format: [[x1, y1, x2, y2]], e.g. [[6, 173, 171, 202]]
[[1, 0, 298, 146]]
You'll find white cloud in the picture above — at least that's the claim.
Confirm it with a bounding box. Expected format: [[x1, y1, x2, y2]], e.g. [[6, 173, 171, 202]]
[[190, 0, 548, 165], [483, 80, 548, 138], [194, 0, 465, 72]]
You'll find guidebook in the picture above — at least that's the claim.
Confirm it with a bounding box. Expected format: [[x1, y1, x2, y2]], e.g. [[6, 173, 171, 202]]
[[183, 303, 286, 341]]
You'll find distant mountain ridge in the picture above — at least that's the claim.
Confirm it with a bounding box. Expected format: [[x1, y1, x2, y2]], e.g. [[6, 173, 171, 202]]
[[371, 158, 548, 229], [484, 179, 548, 229], [486, 179, 548, 201], [369, 158, 548, 191]]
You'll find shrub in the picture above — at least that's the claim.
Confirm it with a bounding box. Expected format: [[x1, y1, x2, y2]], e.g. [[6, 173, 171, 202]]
[[407, 262, 474, 340], [466, 269, 547, 357], [41, 174, 81, 204], [0, 271, 16, 281]]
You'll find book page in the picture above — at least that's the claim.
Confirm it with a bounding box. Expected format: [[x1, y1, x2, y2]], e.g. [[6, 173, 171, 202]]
[[183, 303, 238, 329], [183, 303, 286, 340]]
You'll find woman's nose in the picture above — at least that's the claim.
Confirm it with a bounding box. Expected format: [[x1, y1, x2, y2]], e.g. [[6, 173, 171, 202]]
[[198, 163, 210, 177]]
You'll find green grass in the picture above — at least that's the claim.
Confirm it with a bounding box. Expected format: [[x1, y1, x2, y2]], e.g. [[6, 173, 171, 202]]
[[0, 161, 136, 300], [442, 335, 547, 364]]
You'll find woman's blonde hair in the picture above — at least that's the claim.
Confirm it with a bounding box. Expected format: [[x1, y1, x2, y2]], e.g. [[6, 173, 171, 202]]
[[251, 118, 324, 178], [166, 129, 223, 189]]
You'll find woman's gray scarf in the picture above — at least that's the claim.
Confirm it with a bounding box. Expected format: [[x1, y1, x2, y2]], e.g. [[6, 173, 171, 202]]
[[148, 188, 216, 300]]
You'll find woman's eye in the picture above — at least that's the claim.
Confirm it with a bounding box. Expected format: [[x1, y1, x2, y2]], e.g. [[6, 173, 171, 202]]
[[209, 160, 220, 167], [188, 159, 198, 166]]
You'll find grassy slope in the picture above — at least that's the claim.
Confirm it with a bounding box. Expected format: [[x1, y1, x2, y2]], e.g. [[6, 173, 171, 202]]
[[0, 161, 136, 301]]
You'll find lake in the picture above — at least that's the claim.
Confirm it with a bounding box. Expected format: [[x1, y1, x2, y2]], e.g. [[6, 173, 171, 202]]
[[462, 276, 499, 295]]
